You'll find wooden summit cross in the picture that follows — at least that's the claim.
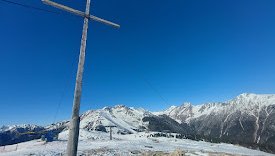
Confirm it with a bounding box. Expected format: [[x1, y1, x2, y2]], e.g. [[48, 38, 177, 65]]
[[42, 0, 119, 156]]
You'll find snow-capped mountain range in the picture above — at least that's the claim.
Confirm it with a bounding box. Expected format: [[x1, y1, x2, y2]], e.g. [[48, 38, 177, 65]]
[[156, 93, 275, 123], [1, 93, 275, 153]]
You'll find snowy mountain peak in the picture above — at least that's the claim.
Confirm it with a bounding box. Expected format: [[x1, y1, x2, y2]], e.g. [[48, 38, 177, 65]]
[[182, 102, 192, 107], [102, 105, 129, 112], [78, 105, 152, 134], [229, 93, 275, 110], [234, 93, 275, 101], [114, 104, 126, 108], [238, 92, 254, 97]]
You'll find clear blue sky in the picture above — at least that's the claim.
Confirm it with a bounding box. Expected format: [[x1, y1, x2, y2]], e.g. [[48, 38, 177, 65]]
[[1, 0, 275, 126]]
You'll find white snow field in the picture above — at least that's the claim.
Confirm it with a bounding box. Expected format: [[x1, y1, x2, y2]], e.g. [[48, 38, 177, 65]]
[[0, 130, 274, 156]]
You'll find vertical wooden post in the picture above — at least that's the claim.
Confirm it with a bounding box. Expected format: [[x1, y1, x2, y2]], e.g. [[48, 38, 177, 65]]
[[110, 127, 112, 140], [66, 0, 90, 156]]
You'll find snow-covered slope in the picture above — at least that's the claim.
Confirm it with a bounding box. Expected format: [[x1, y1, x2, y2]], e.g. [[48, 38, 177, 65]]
[[78, 105, 152, 134], [1, 132, 274, 156]]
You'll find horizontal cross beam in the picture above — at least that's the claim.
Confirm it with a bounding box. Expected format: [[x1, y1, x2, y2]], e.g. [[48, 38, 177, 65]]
[[105, 125, 117, 127], [42, 0, 120, 28]]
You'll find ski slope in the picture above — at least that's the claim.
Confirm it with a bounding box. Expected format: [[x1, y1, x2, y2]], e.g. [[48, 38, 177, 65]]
[[0, 131, 273, 156]]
